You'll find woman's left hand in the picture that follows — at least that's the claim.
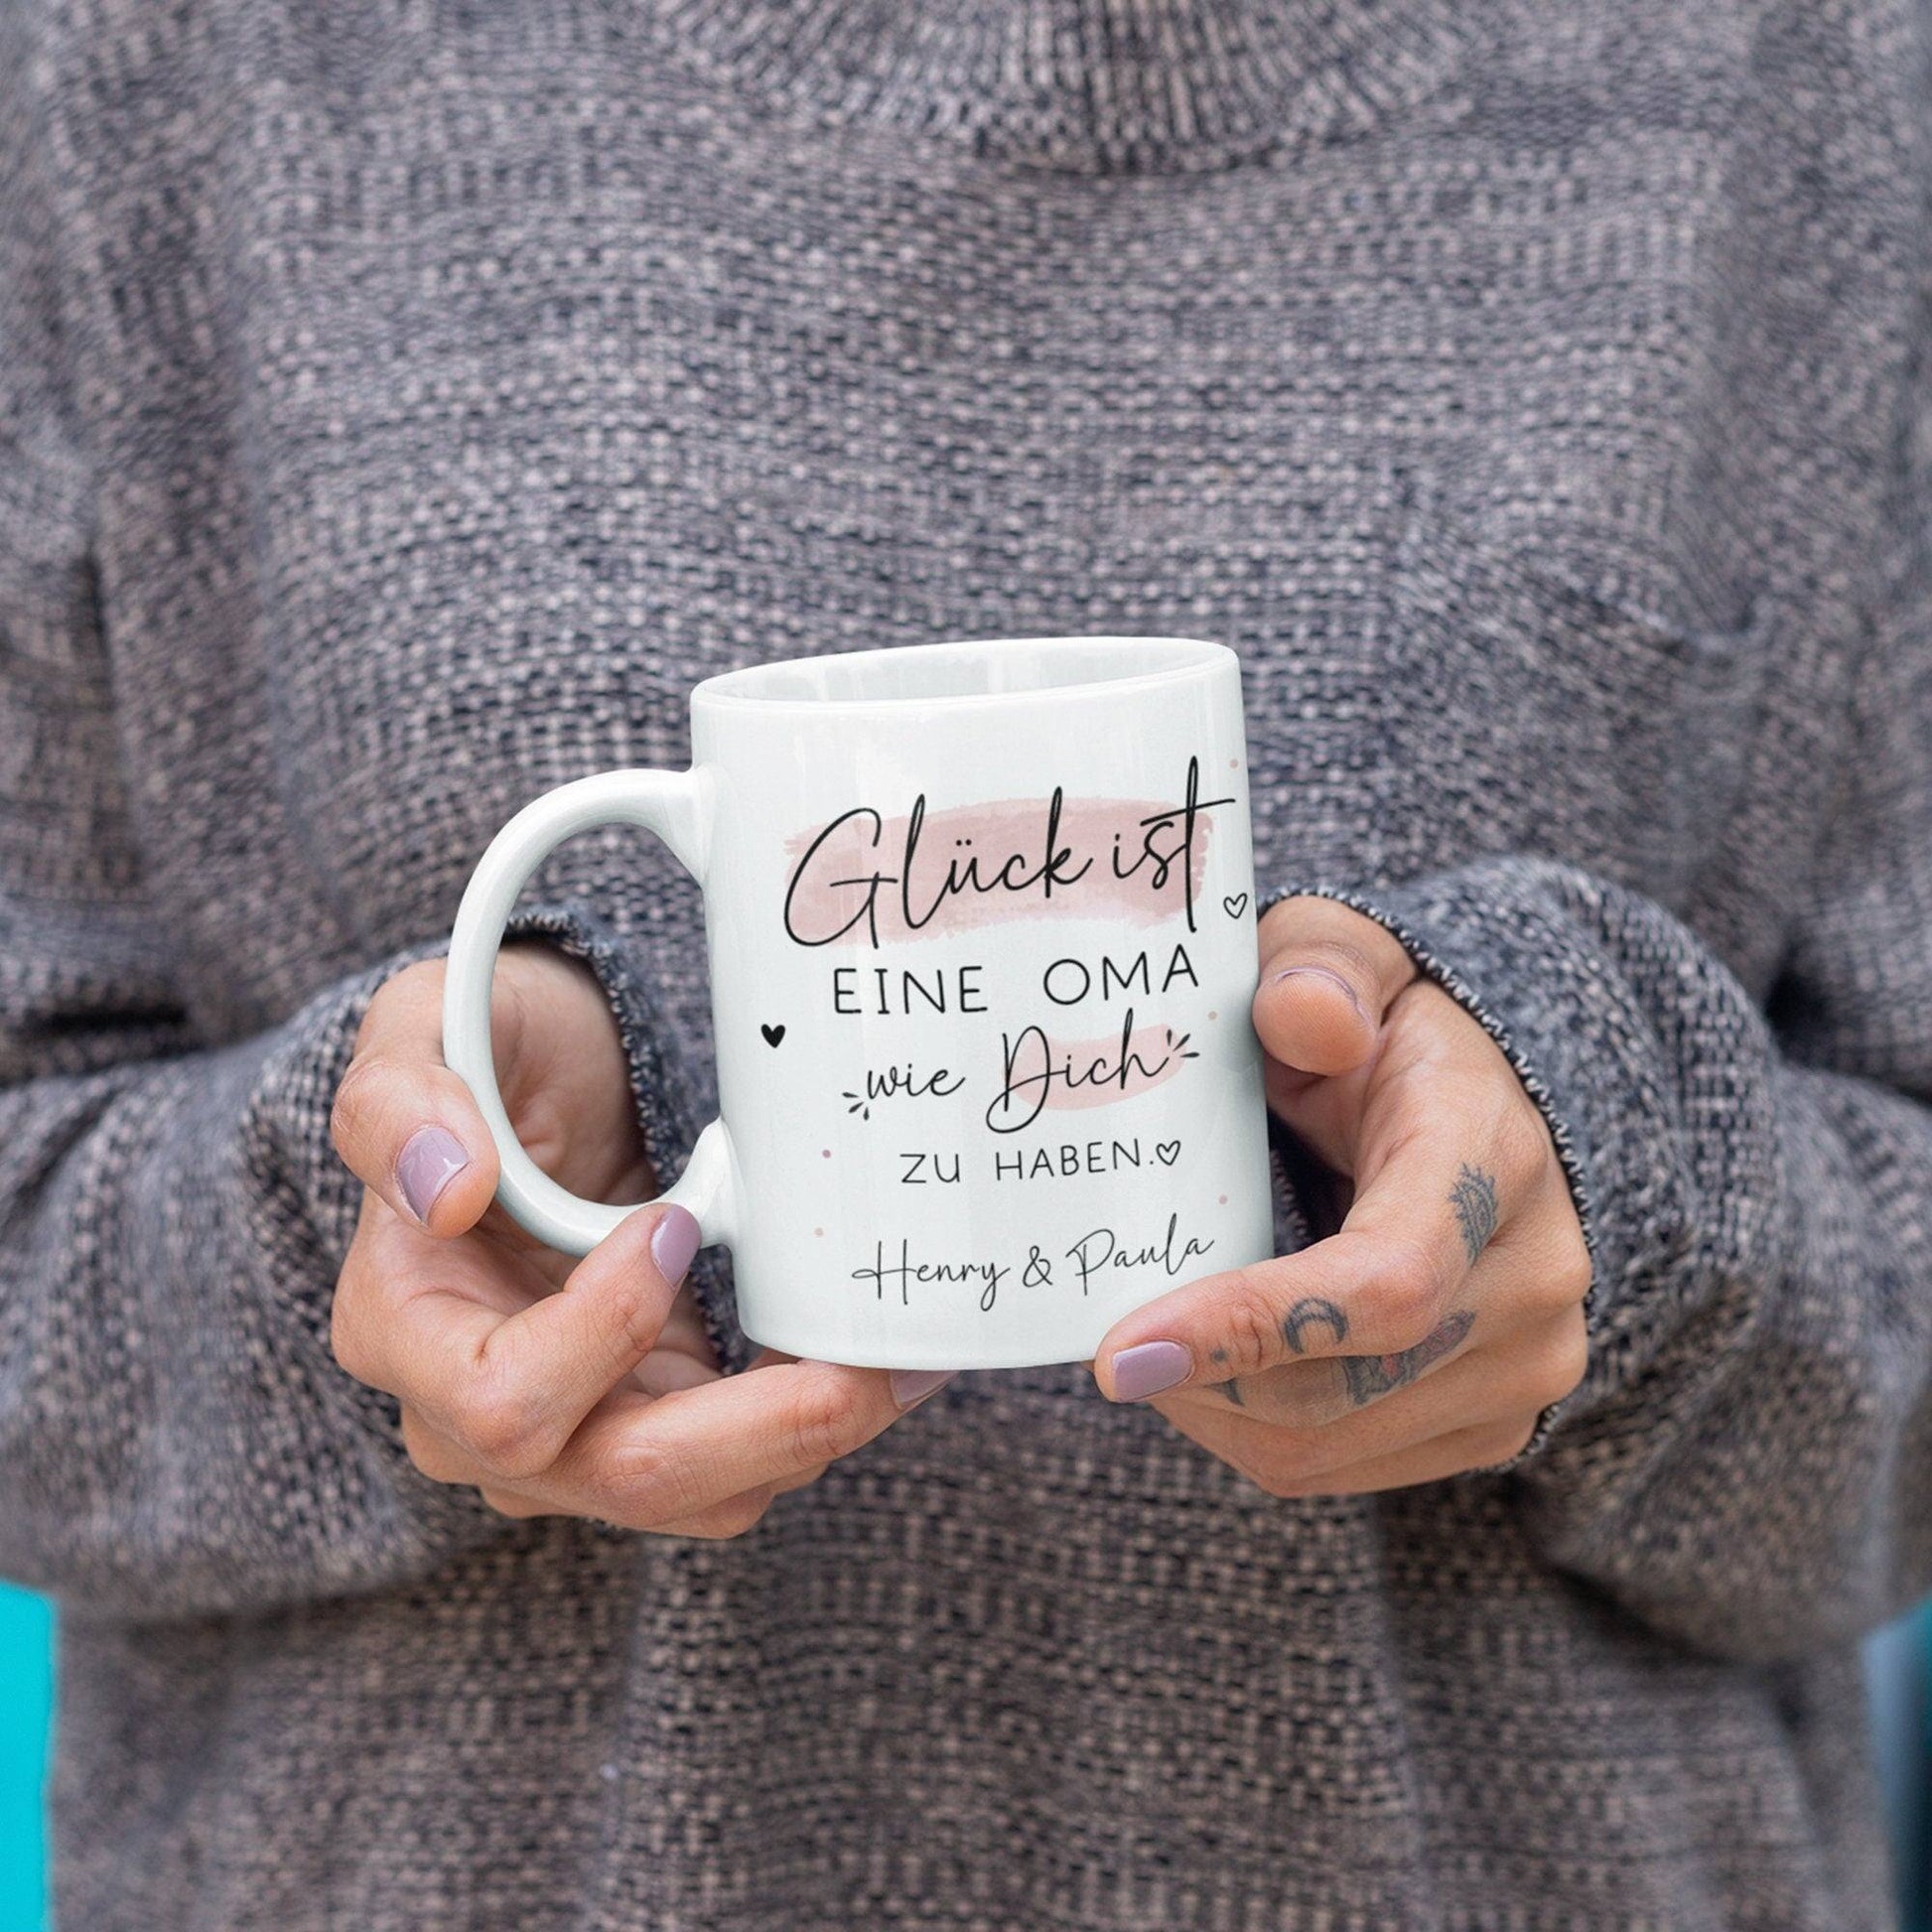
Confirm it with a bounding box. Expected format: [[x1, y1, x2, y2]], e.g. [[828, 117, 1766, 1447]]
[[1091, 896, 1592, 1495]]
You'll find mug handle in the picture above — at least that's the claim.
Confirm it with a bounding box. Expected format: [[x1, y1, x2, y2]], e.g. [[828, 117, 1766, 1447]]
[[441, 768, 741, 1258]]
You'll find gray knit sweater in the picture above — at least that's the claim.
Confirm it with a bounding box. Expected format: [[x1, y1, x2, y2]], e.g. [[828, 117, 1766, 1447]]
[[4, 0, 1931, 1924]]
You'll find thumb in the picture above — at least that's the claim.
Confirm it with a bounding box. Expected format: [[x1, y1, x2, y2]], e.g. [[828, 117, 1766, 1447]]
[[1251, 897, 1418, 1079], [332, 957, 502, 1237]]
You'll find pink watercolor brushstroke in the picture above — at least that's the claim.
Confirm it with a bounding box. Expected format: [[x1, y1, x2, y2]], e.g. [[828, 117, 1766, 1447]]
[[782, 794, 1214, 946], [1015, 1022, 1191, 1112]]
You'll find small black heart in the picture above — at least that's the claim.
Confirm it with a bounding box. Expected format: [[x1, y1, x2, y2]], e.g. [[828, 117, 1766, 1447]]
[[1223, 894, 1250, 920], [760, 1024, 786, 1047], [1155, 1140, 1181, 1167]]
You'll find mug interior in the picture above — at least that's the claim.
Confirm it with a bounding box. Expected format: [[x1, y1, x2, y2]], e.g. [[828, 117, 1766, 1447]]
[[692, 635, 1228, 710]]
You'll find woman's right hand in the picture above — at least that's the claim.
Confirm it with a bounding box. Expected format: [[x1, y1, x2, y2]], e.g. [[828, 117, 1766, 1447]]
[[328, 939, 949, 1538]]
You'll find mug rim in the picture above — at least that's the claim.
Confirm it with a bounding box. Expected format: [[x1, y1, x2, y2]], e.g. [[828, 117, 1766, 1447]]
[[691, 634, 1233, 714]]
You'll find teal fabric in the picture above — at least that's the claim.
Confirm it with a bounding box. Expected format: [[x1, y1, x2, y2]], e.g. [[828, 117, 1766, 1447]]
[[1875, 1600, 1932, 1931], [1922, 1605, 1932, 1932], [0, 1586, 50, 1932]]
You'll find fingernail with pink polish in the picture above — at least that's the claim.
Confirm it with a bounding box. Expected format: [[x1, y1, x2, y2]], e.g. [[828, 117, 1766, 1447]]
[[1109, 1340, 1192, 1401], [1272, 965, 1363, 1014], [397, 1125, 470, 1225], [649, 1204, 702, 1285], [890, 1368, 956, 1410]]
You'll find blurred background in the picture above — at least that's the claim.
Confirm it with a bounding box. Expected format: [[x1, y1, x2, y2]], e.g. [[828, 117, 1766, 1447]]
[[0, 1580, 1924, 1929]]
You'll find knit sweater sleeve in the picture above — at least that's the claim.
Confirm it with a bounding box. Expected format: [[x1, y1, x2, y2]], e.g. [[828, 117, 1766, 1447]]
[[0, 28, 696, 1621], [1259, 511, 1932, 1664], [0, 899, 686, 1624]]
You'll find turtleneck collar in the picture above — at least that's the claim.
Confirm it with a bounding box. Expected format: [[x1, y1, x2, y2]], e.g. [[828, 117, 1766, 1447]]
[[640, 0, 1469, 174]]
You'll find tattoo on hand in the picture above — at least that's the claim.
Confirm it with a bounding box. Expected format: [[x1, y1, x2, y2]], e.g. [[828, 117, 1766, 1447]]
[[1449, 1165, 1499, 1265], [1208, 1349, 1245, 1407], [1338, 1309, 1475, 1406], [1280, 1296, 1350, 1353]]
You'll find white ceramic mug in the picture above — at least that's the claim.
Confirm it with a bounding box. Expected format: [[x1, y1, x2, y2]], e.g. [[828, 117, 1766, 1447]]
[[443, 635, 1274, 1369]]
